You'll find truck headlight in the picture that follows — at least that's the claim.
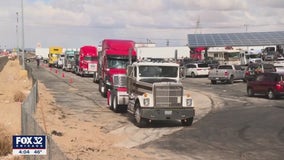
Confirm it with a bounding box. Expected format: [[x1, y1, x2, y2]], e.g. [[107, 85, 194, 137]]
[[143, 98, 150, 106], [186, 99, 192, 107]]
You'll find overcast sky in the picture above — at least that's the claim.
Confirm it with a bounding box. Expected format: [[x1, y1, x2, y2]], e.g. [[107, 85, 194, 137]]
[[0, 0, 284, 49]]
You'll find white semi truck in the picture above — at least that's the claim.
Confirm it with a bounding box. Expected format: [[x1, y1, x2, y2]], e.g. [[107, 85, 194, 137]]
[[35, 48, 49, 63], [126, 60, 195, 127]]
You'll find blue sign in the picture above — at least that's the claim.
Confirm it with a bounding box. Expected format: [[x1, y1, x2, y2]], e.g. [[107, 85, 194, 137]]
[[12, 135, 47, 155]]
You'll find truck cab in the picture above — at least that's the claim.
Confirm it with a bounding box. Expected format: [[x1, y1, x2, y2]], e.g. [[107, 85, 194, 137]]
[[126, 60, 195, 127], [75, 46, 98, 77], [62, 50, 75, 71], [48, 46, 63, 67], [96, 39, 137, 114]]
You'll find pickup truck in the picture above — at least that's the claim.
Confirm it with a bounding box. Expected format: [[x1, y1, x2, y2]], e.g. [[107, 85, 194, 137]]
[[208, 64, 245, 84]]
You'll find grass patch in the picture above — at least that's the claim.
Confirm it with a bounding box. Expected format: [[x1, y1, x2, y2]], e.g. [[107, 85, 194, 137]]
[[0, 124, 12, 156]]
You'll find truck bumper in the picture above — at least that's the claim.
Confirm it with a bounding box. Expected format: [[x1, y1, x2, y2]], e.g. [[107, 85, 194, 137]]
[[140, 107, 195, 120], [83, 71, 95, 75], [209, 77, 229, 81]]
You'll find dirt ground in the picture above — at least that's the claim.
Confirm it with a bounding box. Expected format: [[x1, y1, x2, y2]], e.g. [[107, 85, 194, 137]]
[[0, 59, 154, 160]]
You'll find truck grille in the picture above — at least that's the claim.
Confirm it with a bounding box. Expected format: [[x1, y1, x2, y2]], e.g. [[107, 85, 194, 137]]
[[113, 74, 127, 87], [88, 63, 97, 72], [154, 84, 183, 108]]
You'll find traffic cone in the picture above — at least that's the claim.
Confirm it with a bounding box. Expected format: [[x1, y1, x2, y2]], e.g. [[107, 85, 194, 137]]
[[62, 73, 65, 78], [55, 69, 58, 74], [69, 78, 73, 83]]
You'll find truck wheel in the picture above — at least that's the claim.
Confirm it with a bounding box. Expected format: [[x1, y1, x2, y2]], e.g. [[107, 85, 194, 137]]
[[228, 76, 234, 84], [211, 80, 217, 84], [191, 72, 196, 78], [134, 103, 148, 128], [112, 95, 119, 113], [99, 80, 107, 97], [247, 88, 254, 97], [25, 59, 30, 63], [181, 117, 193, 126], [109, 93, 113, 110]]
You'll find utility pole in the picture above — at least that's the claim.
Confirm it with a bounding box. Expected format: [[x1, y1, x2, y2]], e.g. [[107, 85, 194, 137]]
[[166, 39, 169, 46], [244, 24, 248, 51], [244, 24, 248, 32], [21, 0, 25, 69], [195, 16, 201, 34], [16, 12, 19, 55]]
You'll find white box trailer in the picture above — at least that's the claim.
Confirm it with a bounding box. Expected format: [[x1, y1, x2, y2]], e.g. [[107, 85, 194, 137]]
[[135, 47, 190, 60], [35, 48, 49, 63]]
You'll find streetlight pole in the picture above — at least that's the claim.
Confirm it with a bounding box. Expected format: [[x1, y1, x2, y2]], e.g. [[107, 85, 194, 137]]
[[21, 0, 25, 69]]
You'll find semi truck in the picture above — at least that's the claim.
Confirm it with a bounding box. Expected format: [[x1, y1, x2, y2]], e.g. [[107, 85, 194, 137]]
[[48, 46, 63, 67], [126, 60, 195, 127], [74, 46, 98, 77], [96, 39, 137, 113], [35, 48, 49, 63], [62, 50, 75, 71]]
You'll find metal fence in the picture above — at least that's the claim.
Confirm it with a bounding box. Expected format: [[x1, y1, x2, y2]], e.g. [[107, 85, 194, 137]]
[[0, 56, 8, 72], [21, 63, 69, 160]]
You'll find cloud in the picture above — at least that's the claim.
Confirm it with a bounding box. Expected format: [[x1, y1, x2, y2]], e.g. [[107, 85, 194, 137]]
[[0, 0, 284, 48]]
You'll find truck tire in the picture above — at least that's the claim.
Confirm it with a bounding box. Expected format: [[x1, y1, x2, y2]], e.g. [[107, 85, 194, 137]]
[[267, 89, 276, 99], [112, 95, 119, 113], [181, 117, 193, 126], [247, 88, 254, 97], [109, 93, 113, 110], [228, 76, 234, 84], [134, 102, 148, 128], [99, 80, 107, 97], [191, 72, 196, 78]]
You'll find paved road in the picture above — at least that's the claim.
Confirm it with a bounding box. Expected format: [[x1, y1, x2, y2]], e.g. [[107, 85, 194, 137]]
[[139, 78, 284, 160], [30, 62, 214, 150], [30, 62, 284, 160]]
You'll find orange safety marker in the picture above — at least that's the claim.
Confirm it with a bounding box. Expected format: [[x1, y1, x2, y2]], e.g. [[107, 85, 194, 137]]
[[55, 69, 58, 74], [50, 67, 52, 71], [62, 73, 65, 78], [69, 78, 73, 83]]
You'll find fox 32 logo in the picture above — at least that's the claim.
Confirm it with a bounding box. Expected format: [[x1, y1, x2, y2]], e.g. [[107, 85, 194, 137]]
[[12, 135, 47, 155]]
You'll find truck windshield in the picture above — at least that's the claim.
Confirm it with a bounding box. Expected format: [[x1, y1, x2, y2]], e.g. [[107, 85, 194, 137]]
[[139, 66, 178, 78], [84, 56, 97, 61], [246, 54, 260, 59], [107, 58, 129, 69], [67, 55, 74, 60]]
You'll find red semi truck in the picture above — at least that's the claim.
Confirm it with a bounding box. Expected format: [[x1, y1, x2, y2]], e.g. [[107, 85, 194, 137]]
[[96, 39, 136, 112], [74, 46, 98, 77]]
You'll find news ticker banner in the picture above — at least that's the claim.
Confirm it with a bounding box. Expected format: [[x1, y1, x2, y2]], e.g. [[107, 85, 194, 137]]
[[12, 135, 47, 155]]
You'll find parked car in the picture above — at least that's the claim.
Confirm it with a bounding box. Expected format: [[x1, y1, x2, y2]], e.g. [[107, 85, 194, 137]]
[[274, 57, 284, 68], [183, 63, 210, 78], [264, 51, 276, 61], [208, 64, 245, 84], [247, 72, 284, 99], [244, 63, 276, 81]]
